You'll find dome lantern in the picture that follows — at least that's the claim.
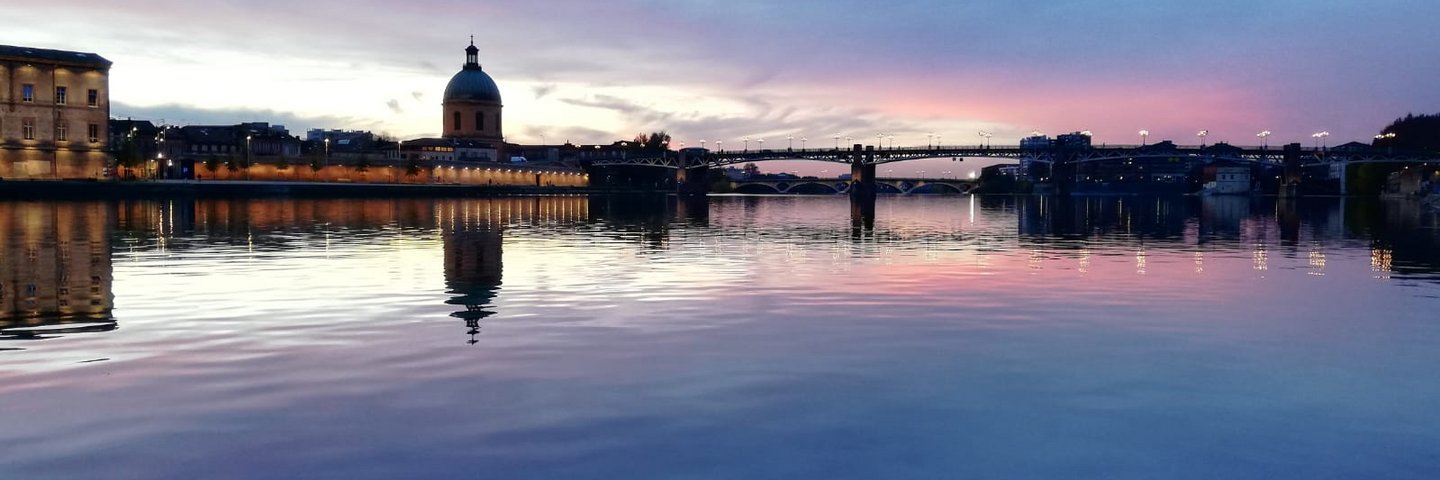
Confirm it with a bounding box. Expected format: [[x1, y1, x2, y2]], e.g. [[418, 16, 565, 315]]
[[465, 35, 480, 69]]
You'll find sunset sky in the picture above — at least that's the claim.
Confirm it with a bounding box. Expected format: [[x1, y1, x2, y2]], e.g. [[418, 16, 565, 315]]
[[9, 0, 1440, 174]]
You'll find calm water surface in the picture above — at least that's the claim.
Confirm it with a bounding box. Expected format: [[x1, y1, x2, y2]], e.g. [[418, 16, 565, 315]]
[[2, 195, 1439, 479]]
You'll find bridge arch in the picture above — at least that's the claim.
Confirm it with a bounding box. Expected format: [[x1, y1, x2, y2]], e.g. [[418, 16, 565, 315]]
[[734, 183, 782, 194], [908, 183, 967, 194], [788, 182, 842, 194]]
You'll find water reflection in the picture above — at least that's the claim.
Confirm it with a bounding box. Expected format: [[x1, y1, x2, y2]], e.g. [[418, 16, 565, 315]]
[[439, 202, 506, 345], [3, 194, 1440, 479], [0, 202, 115, 342]]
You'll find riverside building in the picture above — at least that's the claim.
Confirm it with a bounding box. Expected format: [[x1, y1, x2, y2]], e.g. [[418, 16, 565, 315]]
[[0, 45, 112, 179]]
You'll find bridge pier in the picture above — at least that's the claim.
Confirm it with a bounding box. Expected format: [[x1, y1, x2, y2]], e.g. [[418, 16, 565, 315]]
[[849, 144, 877, 201], [675, 149, 710, 196], [850, 145, 877, 232], [1281, 143, 1303, 197]]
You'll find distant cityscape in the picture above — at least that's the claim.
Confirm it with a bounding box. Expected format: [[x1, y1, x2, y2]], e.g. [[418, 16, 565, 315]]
[[2, 42, 1437, 197]]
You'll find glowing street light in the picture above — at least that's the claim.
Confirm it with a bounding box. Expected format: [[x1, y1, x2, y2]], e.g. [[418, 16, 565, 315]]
[[1139, 129, 1150, 145], [1197, 130, 1209, 148], [1312, 131, 1330, 150], [801, 137, 807, 150], [744, 136, 750, 152], [716, 140, 723, 152], [979, 131, 993, 148], [833, 133, 841, 149], [787, 135, 794, 150], [1080, 130, 1094, 137], [700, 139, 707, 149], [758, 138, 765, 150], [968, 170, 978, 180], [1257, 131, 1272, 149]]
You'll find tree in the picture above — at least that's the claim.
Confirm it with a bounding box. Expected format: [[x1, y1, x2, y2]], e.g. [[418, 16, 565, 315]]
[[353, 155, 371, 173], [114, 136, 142, 179], [1375, 113, 1440, 152], [308, 149, 326, 179], [632, 131, 672, 151], [405, 157, 424, 177], [225, 154, 242, 172], [204, 157, 221, 175]]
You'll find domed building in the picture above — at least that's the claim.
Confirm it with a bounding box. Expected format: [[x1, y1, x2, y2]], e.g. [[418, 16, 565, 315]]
[[443, 39, 503, 149]]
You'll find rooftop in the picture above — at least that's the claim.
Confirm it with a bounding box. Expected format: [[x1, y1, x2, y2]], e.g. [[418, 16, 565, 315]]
[[0, 45, 112, 69]]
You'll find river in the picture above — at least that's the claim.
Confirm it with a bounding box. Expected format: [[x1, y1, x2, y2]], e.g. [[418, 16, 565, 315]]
[[2, 195, 1438, 479]]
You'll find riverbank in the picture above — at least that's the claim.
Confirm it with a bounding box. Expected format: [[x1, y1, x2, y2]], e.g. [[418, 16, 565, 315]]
[[0, 179, 664, 199]]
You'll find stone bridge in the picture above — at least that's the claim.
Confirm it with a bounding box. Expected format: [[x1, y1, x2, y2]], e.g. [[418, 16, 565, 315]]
[[731, 177, 977, 195]]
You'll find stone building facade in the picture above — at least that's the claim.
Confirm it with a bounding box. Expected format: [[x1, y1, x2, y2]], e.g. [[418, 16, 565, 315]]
[[0, 45, 112, 179]]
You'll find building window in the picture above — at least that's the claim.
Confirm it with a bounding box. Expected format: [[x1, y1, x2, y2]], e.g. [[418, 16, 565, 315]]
[[88, 89, 99, 107], [57, 124, 68, 141], [453, 112, 462, 131], [88, 124, 99, 143], [23, 119, 35, 140], [22, 84, 34, 102], [476, 112, 484, 131], [55, 86, 68, 105]]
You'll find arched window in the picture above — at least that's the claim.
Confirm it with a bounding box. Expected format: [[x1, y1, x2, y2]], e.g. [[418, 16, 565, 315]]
[[452, 112, 462, 131], [476, 112, 485, 132]]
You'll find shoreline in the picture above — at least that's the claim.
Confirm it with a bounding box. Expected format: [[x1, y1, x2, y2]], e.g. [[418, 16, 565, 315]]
[[0, 179, 668, 199]]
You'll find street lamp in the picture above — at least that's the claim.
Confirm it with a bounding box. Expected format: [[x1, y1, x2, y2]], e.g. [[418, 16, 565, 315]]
[[833, 133, 841, 150], [1139, 129, 1150, 146], [801, 137, 807, 150], [887, 134, 895, 150], [787, 135, 794, 150], [744, 136, 750, 152], [979, 131, 992, 148], [1312, 131, 1330, 150], [1197, 130, 1209, 148], [927, 132, 934, 149], [758, 138, 765, 150], [876, 133, 884, 149], [700, 139, 707, 149], [1257, 131, 1272, 149], [716, 140, 723, 152]]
